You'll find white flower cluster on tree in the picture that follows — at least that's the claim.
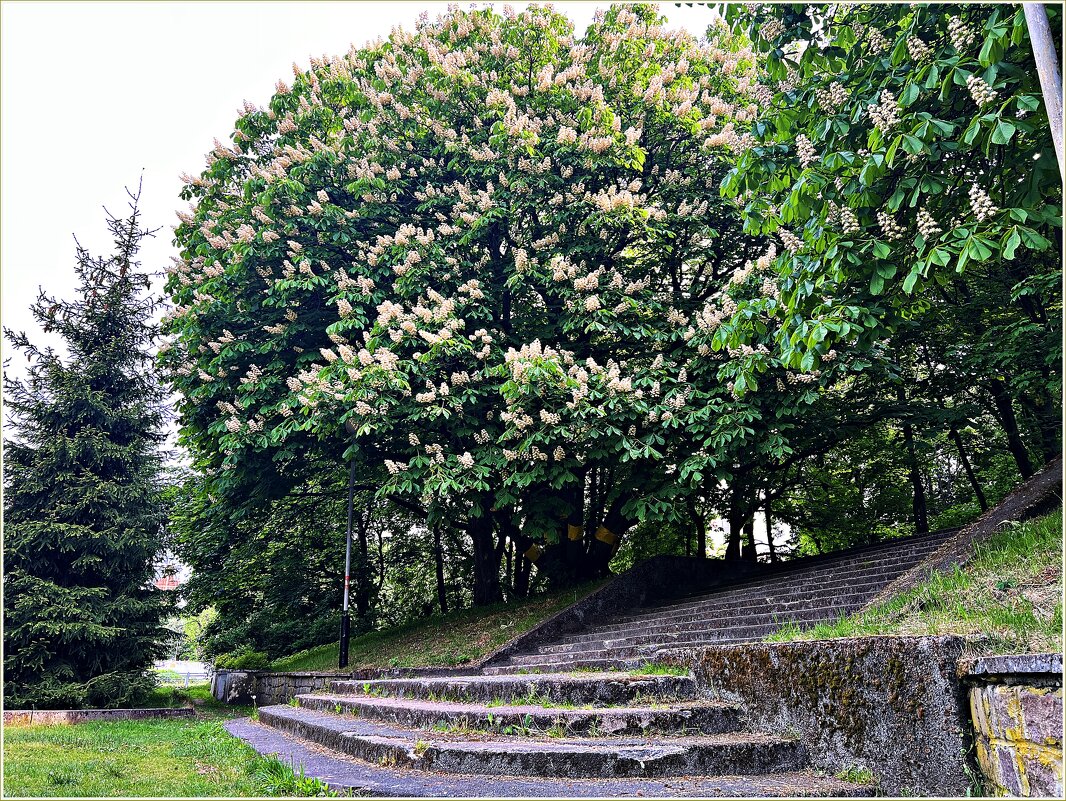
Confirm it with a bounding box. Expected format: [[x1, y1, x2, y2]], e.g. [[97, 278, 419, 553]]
[[163, 3, 774, 531], [947, 17, 977, 52], [966, 75, 998, 107], [968, 184, 998, 221], [867, 89, 901, 133]]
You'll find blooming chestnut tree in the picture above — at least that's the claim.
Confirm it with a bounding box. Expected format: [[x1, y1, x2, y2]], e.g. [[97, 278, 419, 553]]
[[716, 3, 1061, 398], [163, 3, 838, 597]]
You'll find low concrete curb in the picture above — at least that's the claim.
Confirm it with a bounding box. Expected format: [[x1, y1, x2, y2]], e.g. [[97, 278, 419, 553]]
[[3, 707, 194, 725]]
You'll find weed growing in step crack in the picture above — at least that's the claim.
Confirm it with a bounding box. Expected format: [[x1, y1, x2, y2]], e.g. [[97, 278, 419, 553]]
[[632, 663, 690, 677], [834, 766, 875, 784], [545, 718, 570, 739]]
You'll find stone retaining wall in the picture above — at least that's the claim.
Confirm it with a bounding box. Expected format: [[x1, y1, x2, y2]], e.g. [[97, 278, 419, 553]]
[[211, 666, 473, 705], [3, 707, 194, 725], [963, 653, 1063, 797], [672, 636, 973, 796], [212, 670, 339, 705]]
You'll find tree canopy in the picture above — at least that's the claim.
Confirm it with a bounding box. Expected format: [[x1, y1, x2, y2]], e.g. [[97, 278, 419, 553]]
[[163, 3, 1060, 660], [164, 3, 816, 595]]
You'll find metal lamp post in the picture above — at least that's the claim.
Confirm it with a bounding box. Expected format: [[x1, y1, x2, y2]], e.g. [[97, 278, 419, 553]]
[[339, 418, 358, 669]]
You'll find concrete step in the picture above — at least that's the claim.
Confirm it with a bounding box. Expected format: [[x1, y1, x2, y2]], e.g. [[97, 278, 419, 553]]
[[502, 620, 848, 669], [258, 704, 807, 779], [228, 717, 876, 796], [554, 591, 882, 639], [482, 657, 659, 675], [603, 573, 907, 631], [331, 671, 697, 705], [568, 584, 889, 641], [619, 550, 941, 622], [636, 534, 953, 618], [535, 603, 869, 655], [296, 692, 744, 736]]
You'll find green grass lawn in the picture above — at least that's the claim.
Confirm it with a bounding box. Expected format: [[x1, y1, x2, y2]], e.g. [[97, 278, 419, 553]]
[[2, 684, 339, 798], [769, 507, 1063, 654], [271, 579, 607, 672]]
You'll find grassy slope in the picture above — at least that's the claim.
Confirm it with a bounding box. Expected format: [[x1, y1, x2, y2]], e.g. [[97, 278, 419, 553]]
[[2, 685, 333, 798], [271, 578, 607, 672], [769, 508, 1063, 654]]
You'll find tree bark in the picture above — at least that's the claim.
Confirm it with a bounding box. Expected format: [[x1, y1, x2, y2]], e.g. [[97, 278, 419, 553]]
[[1018, 385, 1062, 465], [742, 516, 758, 563], [584, 493, 631, 577], [514, 552, 531, 598], [988, 379, 1036, 478], [764, 494, 778, 563], [562, 476, 586, 577], [949, 426, 989, 512], [903, 422, 929, 534], [687, 497, 707, 559], [468, 514, 502, 606], [725, 488, 743, 561]]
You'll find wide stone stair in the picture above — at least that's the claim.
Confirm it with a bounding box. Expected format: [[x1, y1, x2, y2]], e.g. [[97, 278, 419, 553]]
[[234, 671, 873, 796], [484, 528, 957, 674]]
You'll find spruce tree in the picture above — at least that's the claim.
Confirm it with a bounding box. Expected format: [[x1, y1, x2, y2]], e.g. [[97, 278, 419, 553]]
[[3, 184, 170, 708]]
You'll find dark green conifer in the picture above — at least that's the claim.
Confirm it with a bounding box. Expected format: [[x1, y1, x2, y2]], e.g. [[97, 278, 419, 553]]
[[3, 183, 170, 708]]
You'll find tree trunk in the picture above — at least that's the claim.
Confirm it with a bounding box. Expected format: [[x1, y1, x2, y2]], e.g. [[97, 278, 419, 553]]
[[468, 514, 502, 606], [562, 476, 586, 577], [742, 516, 758, 563], [433, 524, 448, 615], [764, 494, 778, 563], [949, 426, 988, 512], [988, 379, 1036, 478], [1019, 385, 1062, 465], [515, 553, 531, 598], [903, 422, 929, 534], [688, 497, 707, 559], [725, 489, 743, 561], [583, 493, 631, 577], [354, 506, 371, 618]]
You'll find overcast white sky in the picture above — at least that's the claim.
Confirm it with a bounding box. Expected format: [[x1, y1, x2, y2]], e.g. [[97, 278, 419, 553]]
[[1, 1, 715, 362], [0, 1, 767, 552]]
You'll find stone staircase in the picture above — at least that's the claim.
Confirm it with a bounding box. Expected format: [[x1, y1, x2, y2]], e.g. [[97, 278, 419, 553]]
[[227, 529, 964, 795], [484, 528, 957, 674], [234, 671, 873, 796]]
